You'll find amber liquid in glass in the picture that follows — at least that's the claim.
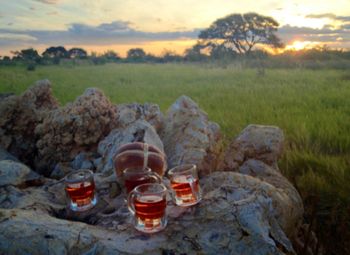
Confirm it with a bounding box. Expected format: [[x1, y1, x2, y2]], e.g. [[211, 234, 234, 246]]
[[171, 177, 199, 204], [65, 181, 95, 207], [134, 195, 166, 228]]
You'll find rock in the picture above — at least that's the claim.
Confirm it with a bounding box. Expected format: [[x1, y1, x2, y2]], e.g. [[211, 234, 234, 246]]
[[223, 124, 284, 170], [71, 152, 87, 170], [0, 160, 40, 187], [35, 88, 117, 174], [21, 79, 59, 111], [0, 146, 19, 162], [0, 171, 301, 254], [97, 120, 164, 174], [116, 103, 164, 132], [71, 152, 97, 170], [0, 80, 58, 167], [50, 162, 73, 180], [238, 159, 304, 238], [0, 180, 65, 211], [0, 92, 14, 100], [161, 95, 222, 176]]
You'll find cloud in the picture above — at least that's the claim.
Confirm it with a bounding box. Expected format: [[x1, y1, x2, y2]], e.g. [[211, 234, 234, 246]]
[[279, 13, 350, 46], [1, 19, 349, 52], [0, 20, 200, 47], [0, 33, 37, 47], [278, 25, 336, 35], [278, 24, 350, 45], [46, 11, 58, 15], [306, 13, 350, 22], [34, 0, 60, 4], [68, 21, 133, 33], [306, 13, 337, 19], [337, 16, 350, 22]]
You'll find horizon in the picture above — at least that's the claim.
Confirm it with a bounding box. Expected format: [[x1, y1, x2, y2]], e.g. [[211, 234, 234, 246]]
[[1, 0, 350, 57]]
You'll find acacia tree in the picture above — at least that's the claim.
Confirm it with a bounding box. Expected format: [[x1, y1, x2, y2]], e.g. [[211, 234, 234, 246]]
[[127, 48, 146, 62], [199, 13, 283, 54], [12, 48, 40, 62], [42, 46, 68, 59], [184, 43, 207, 62], [68, 48, 87, 59]]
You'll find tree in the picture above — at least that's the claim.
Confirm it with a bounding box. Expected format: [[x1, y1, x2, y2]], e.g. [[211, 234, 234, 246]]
[[101, 50, 120, 61], [184, 44, 207, 62], [68, 48, 87, 59], [42, 46, 68, 64], [209, 44, 238, 60], [127, 48, 146, 62], [42, 46, 68, 59], [199, 13, 283, 54], [145, 53, 161, 63], [12, 48, 40, 62], [0, 56, 12, 66], [161, 49, 182, 62]]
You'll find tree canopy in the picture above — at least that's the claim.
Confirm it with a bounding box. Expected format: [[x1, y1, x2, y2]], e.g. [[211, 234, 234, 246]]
[[101, 50, 120, 61], [12, 48, 40, 62], [68, 48, 87, 59], [199, 13, 283, 54], [42, 46, 68, 59], [127, 48, 146, 61]]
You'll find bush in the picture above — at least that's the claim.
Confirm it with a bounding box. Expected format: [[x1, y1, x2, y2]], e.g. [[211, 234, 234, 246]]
[[26, 63, 36, 71]]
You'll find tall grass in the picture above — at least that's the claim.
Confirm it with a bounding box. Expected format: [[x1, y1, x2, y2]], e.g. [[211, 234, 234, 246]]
[[0, 64, 349, 253]]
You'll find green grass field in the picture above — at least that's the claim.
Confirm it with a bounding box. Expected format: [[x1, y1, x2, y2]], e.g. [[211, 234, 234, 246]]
[[1, 63, 350, 252]]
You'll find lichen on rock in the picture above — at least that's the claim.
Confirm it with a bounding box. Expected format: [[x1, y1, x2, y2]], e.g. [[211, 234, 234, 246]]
[[35, 88, 117, 173], [0, 80, 58, 167]]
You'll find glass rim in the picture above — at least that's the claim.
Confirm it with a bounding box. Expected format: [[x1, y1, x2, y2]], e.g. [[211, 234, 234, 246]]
[[123, 167, 152, 175], [133, 183, 167, 195], [64, 169, 94, 183], [168, 164, 197, 176]]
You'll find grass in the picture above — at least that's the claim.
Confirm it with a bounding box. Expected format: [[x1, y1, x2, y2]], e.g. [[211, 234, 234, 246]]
[[1, 63, 350, 253]]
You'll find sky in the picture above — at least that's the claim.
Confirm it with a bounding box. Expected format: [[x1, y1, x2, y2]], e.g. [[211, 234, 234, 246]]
[[0, 0, 350, 56]]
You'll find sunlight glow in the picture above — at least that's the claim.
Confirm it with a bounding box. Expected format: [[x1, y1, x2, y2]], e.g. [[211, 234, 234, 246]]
[[285, 40, 320, 51]]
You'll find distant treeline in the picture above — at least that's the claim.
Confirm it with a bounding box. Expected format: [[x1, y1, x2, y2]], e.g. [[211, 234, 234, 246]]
[[2, 12, 350, 70], [1, 45, 350, 71]]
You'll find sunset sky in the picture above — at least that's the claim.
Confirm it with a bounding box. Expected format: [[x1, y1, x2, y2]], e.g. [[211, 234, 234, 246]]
[[1, 0, 350, 56]]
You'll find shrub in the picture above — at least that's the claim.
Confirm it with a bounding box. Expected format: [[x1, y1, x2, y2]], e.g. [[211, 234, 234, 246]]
[[27, 63, 36, 71]]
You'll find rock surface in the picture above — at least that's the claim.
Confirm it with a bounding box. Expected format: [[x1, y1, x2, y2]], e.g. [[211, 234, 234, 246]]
[[35, 88, 117, 173], [223, 124, 284, 170], [0, 171, 302, 255], [116, 103, 164, 132], [97, 120, 164, 174], [0, 80, 58, 167], [161, 95, 222, 176], [0, 92, 15, 100], [238, 159, 303, 238], [0, 82, 304, 255], [0, 160, 40, 187], [0, 147, 19, 162]]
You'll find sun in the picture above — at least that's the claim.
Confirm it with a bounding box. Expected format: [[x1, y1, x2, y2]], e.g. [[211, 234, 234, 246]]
[[285, 40, 320, 51]]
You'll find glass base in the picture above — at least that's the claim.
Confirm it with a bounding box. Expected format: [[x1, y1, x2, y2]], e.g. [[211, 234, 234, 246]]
[[69, 195, 98, 212], [133, 216, 167, 233], [174, 193, 202, 207]]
